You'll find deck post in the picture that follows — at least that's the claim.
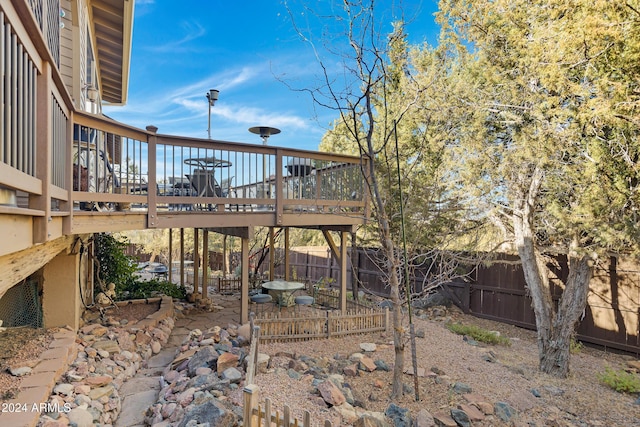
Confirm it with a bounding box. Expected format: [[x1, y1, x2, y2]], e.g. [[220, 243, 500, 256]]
[[180, 228, 185, 288], [194, 228, 200, 298], [240, 232, 250, 323], [147, 132, 158, 227], [269, 227, 275, 280], [33, 61, 52, 243], [284, 227, 290, 281], [340, 231, 348, 312], [168, 229, 173, 283], [202, 229, 209, 300], [275, 148, 284, 226]]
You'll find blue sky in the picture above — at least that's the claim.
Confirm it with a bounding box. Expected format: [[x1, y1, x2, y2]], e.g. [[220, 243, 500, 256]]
[[104, 1, 440, 151]]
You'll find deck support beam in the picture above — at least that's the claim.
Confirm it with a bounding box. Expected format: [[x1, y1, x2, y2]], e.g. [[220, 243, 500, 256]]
[[0, 235, 75, 300], [284, 228, 290, 281], [340, 230, 348, 312], [202, 229, 209, 300], [321, 229, 349, 312], [269, 227, 275, 280], [194, 228, 199, 299], [240, 229, 251, 323], [180, 228, 185, 288]]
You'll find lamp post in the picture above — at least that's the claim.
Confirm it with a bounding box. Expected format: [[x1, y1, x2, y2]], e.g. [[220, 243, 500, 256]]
[[206, 89, 219, 139]]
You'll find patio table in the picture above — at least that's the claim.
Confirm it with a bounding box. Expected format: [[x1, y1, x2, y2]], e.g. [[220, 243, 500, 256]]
[[261, 280, 305, 307]]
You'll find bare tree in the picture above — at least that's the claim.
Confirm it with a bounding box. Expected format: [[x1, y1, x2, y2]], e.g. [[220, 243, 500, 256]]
[[283, 0, 475, 398]]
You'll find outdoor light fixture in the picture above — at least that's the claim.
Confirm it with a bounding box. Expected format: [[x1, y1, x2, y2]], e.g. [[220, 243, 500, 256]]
[[248, 126, 281, 140], [85, 85, 99, 103], [206, 89, 220, 139], [249, 126, 281, 195]]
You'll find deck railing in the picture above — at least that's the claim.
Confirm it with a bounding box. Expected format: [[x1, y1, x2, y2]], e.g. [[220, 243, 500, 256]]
[[71, 112, 367, 221], [0, 0, 368, 255]]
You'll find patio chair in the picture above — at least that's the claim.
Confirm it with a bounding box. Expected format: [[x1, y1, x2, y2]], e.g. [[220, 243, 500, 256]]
[[186, 169, 222, 210]]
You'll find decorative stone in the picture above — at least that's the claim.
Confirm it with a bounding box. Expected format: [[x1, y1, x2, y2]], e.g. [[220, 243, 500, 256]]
[[385, 403, 411, 427], [494, 402, 517, 422], [67, 406, 94, 427], [374, 360, 390, 372], [195, 367, 212, 376], [85, 375, 112, 387], [74, 385, 91, 395], [414, 409, 436, 427], [432, 411, 457, 427], [88, 385, 114, 400], [53, 383, 74, 396], [151, 340, 162, 354], [222, 367, 243, 383], [216, 352, 239, 373], [9, 366, 32, 376], [458, 403, 485, 421], [358, 356, 377, 372], [359, 343, 377, 352], [318, 379, 346, 406], [91, 340, 121, 354], [450, 408, 471, 427], [256, 353, 270, 373], [187, 346, 218, 376], [343, 364, 359, 377], [452, 382, 472, 394]]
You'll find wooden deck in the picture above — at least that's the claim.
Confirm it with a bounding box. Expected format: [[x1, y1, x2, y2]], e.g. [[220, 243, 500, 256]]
[[1, 110, 368, 258], [0, 0, 368, 325]]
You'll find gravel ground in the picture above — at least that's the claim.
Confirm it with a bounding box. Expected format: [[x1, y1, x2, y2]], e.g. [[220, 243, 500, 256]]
[[233, 308, 640, 426], [0, 327, 56, 400]]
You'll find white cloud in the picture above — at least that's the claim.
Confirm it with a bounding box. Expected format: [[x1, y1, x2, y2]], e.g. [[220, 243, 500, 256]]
[[144, 21, 207, 53]]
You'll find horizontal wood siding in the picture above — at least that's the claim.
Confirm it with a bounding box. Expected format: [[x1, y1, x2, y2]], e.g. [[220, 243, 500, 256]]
[[59, 0, 73, 92]]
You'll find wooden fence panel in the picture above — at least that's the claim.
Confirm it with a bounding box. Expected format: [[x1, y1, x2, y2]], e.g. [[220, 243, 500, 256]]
[[469, 254, 640, 354]]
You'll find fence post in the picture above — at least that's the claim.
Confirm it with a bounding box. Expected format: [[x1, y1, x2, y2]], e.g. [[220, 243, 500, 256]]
[[326, 311, 331, 338], [384, 307, 389, 334], [243, 383, 260, 427]]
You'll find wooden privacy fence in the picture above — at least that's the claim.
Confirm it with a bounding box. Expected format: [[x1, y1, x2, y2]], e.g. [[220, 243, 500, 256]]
[[265, 247, 640, 354], [466, 254, 640, 354]]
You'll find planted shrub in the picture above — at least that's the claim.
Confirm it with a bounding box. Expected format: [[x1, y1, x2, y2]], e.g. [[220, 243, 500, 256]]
[[446, 322, 511, 346], [93, 233, 186, 301], [598, 367, 640, 394]]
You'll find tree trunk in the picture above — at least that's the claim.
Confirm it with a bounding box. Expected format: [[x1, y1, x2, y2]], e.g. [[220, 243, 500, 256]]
[[512, 167, 593, 377], [385, 236, 404, 399], [539, 253, 592, 376]]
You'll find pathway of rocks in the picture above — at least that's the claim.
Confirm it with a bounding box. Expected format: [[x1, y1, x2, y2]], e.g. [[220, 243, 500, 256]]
[[115, 296, 240, 427]]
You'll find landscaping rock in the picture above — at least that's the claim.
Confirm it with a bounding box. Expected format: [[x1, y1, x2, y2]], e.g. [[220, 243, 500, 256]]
[[494, 401, 517, 422], [450, 408, 470, 427], [452, 382, 472, 394], [432, 411, 457, 427], [187, 346, 218, 376], [318, 379, 346, 406], [177, 398, 237, 427], [360, 342, 377, 352], [385, 403, 411, 427], [414, 409, 436, 427]]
